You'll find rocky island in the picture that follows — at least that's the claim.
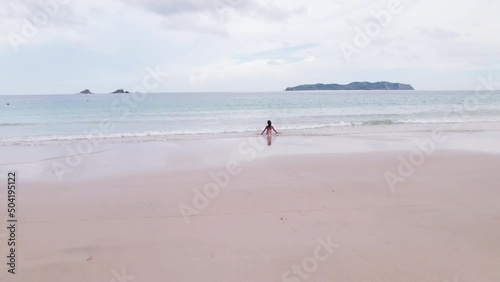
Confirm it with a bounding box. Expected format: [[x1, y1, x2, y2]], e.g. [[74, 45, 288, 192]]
[[111, 89, 130, 94], [285, 81, 414, 91], [78, 89, 93, 94]]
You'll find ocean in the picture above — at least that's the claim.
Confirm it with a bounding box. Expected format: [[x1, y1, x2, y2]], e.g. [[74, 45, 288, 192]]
[[1, 91, 500, 145]]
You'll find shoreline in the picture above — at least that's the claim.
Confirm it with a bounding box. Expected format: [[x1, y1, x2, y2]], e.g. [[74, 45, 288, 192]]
[[2, 121, 500, 146], [2, 132, 500, 185], [1, 131, 500, 181]]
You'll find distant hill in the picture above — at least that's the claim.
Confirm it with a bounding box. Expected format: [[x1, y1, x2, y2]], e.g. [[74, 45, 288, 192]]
[[285, 81, 414, 91]]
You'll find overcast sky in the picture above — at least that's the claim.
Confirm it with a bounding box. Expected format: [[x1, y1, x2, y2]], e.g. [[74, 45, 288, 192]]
[[0, 0, 499, 94]]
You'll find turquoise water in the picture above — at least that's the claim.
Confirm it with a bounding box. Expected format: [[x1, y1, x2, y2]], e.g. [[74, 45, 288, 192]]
[[1, 91, 500, 144]]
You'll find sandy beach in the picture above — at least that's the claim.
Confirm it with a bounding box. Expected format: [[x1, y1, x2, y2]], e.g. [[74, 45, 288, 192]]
[[2, 0, 499, 280], [1, 133, 500, 282]]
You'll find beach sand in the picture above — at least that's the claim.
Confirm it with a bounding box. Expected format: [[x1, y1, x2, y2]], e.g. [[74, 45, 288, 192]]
[[1, 134, 500, 282]]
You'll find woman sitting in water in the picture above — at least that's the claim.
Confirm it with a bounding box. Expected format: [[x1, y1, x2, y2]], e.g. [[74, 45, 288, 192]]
[[261, 120, 279, 135]]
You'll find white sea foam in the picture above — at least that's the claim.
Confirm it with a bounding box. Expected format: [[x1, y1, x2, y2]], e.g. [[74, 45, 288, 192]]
[[1, 91, 500, 145], [2, 119, 500, 145]]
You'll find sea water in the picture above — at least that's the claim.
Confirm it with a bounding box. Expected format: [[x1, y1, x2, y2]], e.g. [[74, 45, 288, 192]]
[[1, 91, 500, 145]]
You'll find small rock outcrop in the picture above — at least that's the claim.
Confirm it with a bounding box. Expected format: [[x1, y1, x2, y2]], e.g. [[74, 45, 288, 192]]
[[79, 89, 93, 94], [111, 89, 130, 94]]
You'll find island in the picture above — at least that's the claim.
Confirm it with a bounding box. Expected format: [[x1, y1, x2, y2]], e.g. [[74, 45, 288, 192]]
[[78, 89, 93, 94], [285, 81, 414, 91], [111, 89, 130, 94]]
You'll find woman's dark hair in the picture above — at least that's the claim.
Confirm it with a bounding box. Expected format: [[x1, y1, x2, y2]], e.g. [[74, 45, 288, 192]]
[[267, 120, 272, 126]]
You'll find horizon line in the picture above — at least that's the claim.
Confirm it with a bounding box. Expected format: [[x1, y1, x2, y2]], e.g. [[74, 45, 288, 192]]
[[1, 89, 497, 96]]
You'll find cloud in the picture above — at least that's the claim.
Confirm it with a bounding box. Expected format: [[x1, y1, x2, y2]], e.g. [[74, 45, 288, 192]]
[[267, 59, 284, 66], [121, 0, 220, 16], [0, 0, 81, 28], [120, 0, 306, 22], [303, 56, 316, 62], [1, 0, 500, 94], [236, 43, 317, 62], [419, 27, 461, 40], [116, 0, 306, 38], [189, 72, 208, 84], [161, 13, 231, 38], [0, 0, 85, 49]]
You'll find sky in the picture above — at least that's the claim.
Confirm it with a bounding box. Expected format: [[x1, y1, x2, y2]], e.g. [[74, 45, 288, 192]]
[[0, 0, 499, 94]]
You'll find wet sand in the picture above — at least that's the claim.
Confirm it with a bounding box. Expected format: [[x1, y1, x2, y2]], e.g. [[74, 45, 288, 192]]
[[1, 134, 500, 281]]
